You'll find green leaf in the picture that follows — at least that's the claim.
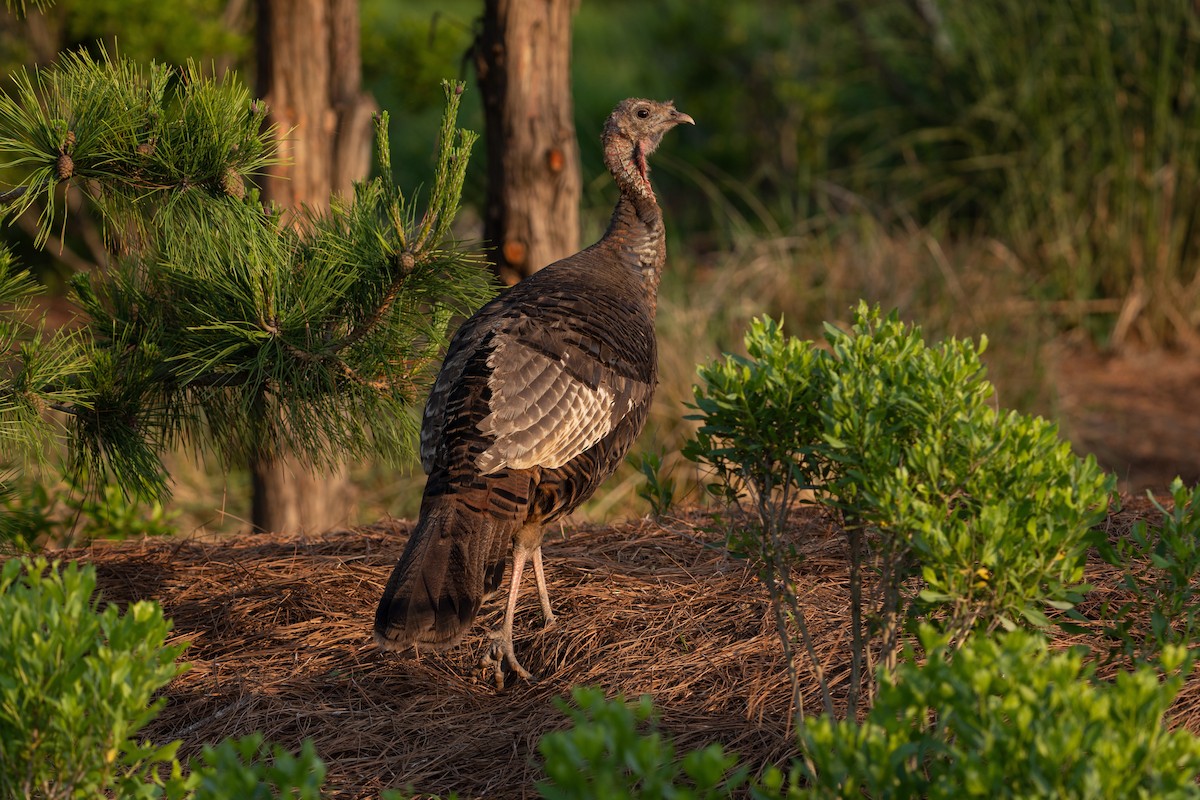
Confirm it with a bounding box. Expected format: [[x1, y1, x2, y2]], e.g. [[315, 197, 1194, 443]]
[[1020, 607, 1052, 627]]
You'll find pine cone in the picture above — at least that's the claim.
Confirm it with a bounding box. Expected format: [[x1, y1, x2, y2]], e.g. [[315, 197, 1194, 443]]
[[55, 152, 74, 181], [56, 129, 77, 180], [219, 167, 245, 200]]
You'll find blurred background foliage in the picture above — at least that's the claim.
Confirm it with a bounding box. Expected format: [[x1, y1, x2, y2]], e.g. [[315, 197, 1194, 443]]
[[2, 0, 1198, 536]]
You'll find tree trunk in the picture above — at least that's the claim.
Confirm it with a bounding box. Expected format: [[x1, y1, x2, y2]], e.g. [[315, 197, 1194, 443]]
[[475, 0, 581, 285], [251, 0, 376, 533]]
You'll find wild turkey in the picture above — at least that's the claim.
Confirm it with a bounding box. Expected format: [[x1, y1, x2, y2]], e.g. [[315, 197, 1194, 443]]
[[374, 98, 693, 686]]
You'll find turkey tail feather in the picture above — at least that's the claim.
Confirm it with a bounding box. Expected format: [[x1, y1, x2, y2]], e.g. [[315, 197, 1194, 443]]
[[374, 498, 509, 651]]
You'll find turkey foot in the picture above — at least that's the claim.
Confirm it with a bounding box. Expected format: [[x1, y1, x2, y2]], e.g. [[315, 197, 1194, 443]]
[[482, 628, 533, 689]]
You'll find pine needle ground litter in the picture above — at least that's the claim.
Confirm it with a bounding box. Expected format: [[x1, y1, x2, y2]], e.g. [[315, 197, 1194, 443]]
[[54, 497, 1195, 798]]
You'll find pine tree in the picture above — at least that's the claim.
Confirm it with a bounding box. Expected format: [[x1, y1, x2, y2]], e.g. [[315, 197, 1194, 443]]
[[0, 49, 493, 506]]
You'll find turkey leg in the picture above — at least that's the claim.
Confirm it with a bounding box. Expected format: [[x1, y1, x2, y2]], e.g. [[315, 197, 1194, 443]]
[[531, 544, 556, 629], [483, 541, 541, 687]]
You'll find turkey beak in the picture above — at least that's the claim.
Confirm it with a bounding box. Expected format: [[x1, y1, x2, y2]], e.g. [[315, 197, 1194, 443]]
[[673, 109, 695, 127]]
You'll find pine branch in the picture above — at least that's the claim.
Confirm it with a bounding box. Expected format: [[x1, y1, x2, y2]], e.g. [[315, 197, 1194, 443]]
[[1, 60, 494, 500], [12, 198, 104, 274], [325, 251, 416, 355], [0, 248, 90, 467], [414, 82, 478, 252], [320, 83, 480, 356], [0, 47, 278, 247]]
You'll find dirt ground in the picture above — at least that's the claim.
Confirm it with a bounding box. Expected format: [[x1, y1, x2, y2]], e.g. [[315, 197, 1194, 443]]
[[1053, 344, 1200, 492]]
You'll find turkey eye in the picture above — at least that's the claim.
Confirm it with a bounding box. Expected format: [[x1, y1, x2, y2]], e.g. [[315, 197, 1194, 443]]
[[636, 107, 649, 119]]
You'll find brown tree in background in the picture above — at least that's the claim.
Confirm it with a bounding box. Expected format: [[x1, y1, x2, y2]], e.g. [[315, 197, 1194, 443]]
[[475, 0, 581, 284], [252, 0, 376, 533]]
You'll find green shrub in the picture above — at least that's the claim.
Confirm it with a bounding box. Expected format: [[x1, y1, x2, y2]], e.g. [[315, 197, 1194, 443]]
[[634, 448, 678, 518], [0, 556, 329, 798], [539, 640, 1200, 800], [1099, 478, 1200, 668], [820, 305, 1113, 643], [537, 686, 747, 800], [0, 476, 58, 551], [684, 304, 1114, 717], [171, 736, 326, 800], [0, 556, 185, 799], [817, 303, 1006, 702], [63, 473, 180, 541], [800, 629, 1200, 799], [0, 467, 179, 551], [683, 315, 835, 716], [683, 315, 829, 525]]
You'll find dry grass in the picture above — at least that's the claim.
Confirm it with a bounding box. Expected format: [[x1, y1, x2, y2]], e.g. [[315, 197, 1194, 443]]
[[144, 223, 1067, 539], [50, 494, 1200, 799]]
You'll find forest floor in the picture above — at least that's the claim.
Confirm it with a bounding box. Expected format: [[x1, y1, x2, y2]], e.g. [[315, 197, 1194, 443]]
[[57, 495, 1197, 799], [44, 342, 1200, 798]]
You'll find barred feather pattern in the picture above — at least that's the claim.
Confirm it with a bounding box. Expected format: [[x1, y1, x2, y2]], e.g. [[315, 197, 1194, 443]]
[[374, 99, 692, 662]]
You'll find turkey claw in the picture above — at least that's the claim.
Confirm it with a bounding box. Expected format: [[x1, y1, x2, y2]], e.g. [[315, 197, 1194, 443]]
[[482, 630, 533, 690]]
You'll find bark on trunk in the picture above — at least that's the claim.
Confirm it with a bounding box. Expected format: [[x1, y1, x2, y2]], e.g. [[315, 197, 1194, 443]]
[[251, 0, 376, 534], [476, 0, 581, 285]]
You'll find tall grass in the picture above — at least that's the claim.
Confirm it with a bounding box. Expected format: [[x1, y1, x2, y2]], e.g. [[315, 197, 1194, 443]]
[[930, 0, 1200, 347], [575, 0, 1200, 350]]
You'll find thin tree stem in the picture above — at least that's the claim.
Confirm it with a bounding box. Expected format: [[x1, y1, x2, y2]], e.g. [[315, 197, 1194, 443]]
[[846, 516, 865, 719], [325, 251, 414, 355], [0, 186, 29, 203]]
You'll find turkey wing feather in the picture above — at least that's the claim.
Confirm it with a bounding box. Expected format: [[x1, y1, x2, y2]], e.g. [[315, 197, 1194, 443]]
[[476, 332, 650, 474]]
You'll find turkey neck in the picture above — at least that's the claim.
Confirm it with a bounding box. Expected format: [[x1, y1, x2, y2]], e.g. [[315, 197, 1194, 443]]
[[599, 132, 666, 318]]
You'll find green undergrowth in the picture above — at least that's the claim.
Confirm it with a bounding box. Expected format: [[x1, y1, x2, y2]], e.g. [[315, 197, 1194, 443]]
[[541, 636, 1200, 799], [684, 303, 1113, 718], [0, 556, 328, 799], [5, 548, 1200, 798]]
